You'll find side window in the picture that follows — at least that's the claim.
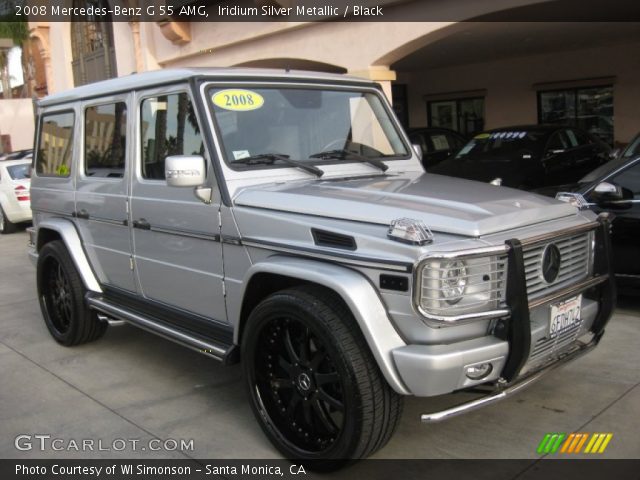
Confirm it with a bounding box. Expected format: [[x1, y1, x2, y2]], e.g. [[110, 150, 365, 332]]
[[85, 102, 127, 178], [568, 129, 589, 147], [546, 131, 569, 153], [429, 133, 451, 152], [36, 112, 75, 177], [140, 92, 204, 180]]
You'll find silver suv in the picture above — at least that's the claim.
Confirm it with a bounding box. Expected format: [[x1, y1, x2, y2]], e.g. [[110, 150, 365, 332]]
[[28, 68, 615, 468]]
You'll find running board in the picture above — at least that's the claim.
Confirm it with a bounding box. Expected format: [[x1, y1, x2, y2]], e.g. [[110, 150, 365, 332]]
[[86, 294, 237, 364]]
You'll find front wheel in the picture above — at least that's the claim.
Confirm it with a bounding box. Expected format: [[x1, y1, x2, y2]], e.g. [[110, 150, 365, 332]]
[[37, 240, 107, 346], [242, 286, 403, 470]]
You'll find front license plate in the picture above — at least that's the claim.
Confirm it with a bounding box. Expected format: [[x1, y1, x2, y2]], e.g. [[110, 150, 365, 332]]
[[549, 295, 582, 338]]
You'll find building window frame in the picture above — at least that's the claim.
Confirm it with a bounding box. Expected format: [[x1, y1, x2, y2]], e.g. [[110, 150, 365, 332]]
[[427, 96, 485, 137], [537, 84, 614, 146]]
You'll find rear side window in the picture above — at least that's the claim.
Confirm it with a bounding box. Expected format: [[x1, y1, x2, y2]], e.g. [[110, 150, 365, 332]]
[[36, 112, 75, 177], [140, 93, 203, 180], [85, 102, 127, 178], [7, 164, 31, 180]]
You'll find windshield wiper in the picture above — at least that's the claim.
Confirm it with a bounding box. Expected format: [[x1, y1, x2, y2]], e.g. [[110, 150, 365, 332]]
[[309, 149, 389, 172], [231, 153, 324, 177]]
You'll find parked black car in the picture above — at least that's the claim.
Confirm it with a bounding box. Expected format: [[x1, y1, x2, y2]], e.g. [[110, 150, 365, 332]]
[[407, 127, 466, 168], [429, 125, 611, 189], [616, 131, 640, 160], [536, 154, 640, 291]]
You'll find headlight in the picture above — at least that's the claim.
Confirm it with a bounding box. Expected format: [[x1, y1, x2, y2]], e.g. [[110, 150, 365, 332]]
[[417, 254, 507, 320], [441, 260, 467, 304]]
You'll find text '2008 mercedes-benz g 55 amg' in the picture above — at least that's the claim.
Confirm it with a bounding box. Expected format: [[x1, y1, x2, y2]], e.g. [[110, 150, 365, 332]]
[[28, 68, 615, 469]]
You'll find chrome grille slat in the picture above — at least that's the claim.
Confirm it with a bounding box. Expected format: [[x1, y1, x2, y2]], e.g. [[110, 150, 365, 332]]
[[523, 232, 591, 300]]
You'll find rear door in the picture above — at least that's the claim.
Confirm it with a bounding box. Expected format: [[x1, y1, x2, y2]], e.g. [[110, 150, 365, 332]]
[[129, 86, 227, 322], [75, 96, 135, 292]]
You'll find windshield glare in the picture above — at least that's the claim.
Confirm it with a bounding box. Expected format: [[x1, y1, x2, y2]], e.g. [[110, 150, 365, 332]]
[[455, 131, 545, 160], [208, 87, 408, 169]]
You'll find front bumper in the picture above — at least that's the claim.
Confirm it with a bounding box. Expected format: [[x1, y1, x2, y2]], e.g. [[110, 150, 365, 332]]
[[391, 214, 616, 410]]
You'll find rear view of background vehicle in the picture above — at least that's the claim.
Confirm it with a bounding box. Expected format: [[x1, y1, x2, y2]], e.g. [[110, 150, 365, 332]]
[[0, 159, 31, 234]]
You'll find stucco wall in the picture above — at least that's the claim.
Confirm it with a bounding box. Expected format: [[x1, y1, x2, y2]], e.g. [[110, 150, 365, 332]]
[[0, 99, 35, 151], [401, 41, 640, 143]]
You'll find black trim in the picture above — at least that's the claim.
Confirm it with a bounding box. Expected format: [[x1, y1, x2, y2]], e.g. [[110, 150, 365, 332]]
[[311, 228, 357, 251], [379, 274, 409, 292], [242, 236, 413, 272], [590, 215, 617, 336], [72, 209, 90, 220], [501, 239, 531, 382], [101, 285, 234, 346], [132, 219, 151, 230], [190, 77, 232, 207]]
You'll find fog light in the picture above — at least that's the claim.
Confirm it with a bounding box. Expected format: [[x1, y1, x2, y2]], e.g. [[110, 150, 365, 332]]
[[465, 363, 493, 380]]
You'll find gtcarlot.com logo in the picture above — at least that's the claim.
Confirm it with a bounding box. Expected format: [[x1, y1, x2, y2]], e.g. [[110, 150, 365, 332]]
[[537, 432, 613, 455]]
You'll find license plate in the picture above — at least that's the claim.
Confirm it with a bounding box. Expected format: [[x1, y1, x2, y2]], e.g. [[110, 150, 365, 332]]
[[549, 295, 582, 338]]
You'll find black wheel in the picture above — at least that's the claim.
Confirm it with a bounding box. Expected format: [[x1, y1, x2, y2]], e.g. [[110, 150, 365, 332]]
[[0, 206, 17, 234], [242, 286, 403, 470], [37, 240, 107, 346]]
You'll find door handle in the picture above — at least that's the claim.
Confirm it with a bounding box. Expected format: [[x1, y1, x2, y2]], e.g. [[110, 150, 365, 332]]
[[73, 209, 90, 220], [132, 219, 151, 230]]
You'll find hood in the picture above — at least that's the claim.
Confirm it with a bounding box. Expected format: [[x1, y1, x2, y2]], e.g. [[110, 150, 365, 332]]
[[233, 172, 578, 237]]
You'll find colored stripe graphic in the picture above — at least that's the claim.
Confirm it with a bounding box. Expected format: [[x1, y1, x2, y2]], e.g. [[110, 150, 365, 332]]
[[541, 433, 613, 454]]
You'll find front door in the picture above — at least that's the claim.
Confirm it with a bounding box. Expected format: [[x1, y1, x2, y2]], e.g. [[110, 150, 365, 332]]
[[129, 87, 226, 323]]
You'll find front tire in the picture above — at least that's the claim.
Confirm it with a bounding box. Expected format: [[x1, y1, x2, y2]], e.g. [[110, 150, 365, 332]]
[[242, 286, 403, 470], [37, 240, 107, 346]]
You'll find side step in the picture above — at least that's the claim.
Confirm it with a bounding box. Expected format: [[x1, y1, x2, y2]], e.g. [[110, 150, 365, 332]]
[[86, 293, 237, 364]]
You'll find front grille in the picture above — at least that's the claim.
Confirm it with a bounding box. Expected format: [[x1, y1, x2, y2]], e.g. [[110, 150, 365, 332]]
[[529, 318, 584, 364], [523, 232, 591, 300]]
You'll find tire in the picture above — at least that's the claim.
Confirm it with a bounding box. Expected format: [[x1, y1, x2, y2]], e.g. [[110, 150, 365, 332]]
[[37, 240, 107, 346], [0, 206, 17, 234], [242, 286, 403, 470]]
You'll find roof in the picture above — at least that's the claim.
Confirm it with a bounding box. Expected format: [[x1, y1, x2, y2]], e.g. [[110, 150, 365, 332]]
[[38, 68, 377, 107]]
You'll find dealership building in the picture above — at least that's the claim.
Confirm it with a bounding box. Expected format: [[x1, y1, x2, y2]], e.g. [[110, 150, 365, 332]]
[[24, 0, 640, 149]]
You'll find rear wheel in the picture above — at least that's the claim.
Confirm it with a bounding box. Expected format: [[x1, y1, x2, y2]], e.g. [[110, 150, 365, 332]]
[[37, 241, 107, 345], [0, 206, 17, 234], [242, 286, 403, 470]]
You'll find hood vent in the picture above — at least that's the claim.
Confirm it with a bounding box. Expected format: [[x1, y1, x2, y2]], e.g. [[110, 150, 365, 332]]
[[311, 229, 357, 251]]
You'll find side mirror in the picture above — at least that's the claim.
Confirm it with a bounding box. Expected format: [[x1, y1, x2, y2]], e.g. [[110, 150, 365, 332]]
[[591, 181, 633, 209], [165, 155, 205, 188], [412, 143, 423, 162]]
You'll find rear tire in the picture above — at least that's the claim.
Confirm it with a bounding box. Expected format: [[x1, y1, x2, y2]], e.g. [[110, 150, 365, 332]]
[[0, 206, 17, 234], [37, 240, 107, 345], [242, 286, 403, 470]]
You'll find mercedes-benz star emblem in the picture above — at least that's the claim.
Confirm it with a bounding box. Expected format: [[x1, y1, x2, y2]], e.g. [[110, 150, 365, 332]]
[[297, 373, 311, 391], [541, 243, 562, 284]]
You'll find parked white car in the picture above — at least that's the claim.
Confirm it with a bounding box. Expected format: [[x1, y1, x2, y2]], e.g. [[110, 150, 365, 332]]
[[0, 159, 32, 233]]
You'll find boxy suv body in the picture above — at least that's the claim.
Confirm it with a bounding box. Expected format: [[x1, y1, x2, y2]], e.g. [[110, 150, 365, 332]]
[[28, 69, 615, 467]]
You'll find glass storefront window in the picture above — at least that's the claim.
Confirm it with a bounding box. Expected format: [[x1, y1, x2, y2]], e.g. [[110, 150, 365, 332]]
[[538, 85, 613, 146], [428, 97, 484, 137]]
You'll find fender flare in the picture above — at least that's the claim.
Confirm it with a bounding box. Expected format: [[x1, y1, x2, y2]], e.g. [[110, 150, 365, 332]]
[[36, 218, 103, 293], [239, 256, 411, 395]]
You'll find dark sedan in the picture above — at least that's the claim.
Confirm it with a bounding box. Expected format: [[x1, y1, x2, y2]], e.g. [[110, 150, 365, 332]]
[[407, 127, 466, 168], [429, 125, 611, 190], [536, 154, 640, 291]]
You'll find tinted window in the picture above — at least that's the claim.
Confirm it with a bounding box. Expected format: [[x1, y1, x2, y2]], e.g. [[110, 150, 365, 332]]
[[140, 93, 203, 180], [85, 102, 127, 178], [7, 164, 31, 180], [622, 136, 640, 158], [36, 112, 75, 177], [546, 131, 569, 151]]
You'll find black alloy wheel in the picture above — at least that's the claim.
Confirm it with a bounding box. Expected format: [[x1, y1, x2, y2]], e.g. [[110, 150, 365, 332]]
[[242, 286, 403, 470]]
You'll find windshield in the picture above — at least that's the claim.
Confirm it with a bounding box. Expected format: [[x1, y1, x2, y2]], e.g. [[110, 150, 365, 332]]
[[622, 135, 640, 158], [208, 86, 409, 170], [454, 130, 546, 160]]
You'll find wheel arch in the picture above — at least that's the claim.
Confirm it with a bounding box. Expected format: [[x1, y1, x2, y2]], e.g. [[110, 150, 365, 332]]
[[35, 218, 102, 293], [236, 256, 410, 394]]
